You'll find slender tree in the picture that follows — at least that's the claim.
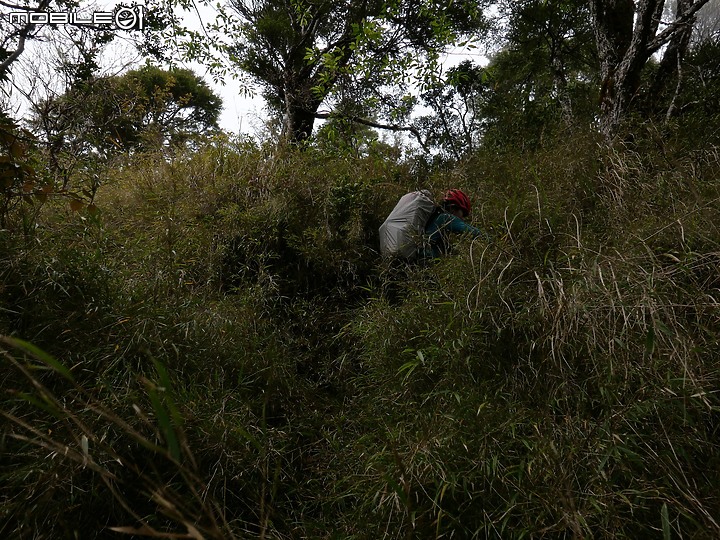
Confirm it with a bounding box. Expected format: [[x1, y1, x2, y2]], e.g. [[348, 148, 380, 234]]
[[499, 0, 597, 123], [415, 60, 487, 160], [690, 0, 720, 44]]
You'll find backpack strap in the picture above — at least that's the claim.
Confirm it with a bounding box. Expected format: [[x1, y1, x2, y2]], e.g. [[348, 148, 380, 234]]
[[424, 205, 443, 229], [425, 208, 453, 256]]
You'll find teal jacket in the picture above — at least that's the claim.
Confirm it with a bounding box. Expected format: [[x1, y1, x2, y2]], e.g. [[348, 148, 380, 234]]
[[424, 211, 490, 258]]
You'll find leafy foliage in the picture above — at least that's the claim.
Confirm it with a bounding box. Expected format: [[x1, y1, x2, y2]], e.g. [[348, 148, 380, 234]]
[[157, 0, 488, 143], [484, 0, 598, 149], [30, 65, 222, 158], [1, 0, 73, 81], [0, 114, 47, 229], [415, 60, 488, 160]]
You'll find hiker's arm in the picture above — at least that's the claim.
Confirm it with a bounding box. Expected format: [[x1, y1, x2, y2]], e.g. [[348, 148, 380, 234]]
[[448, 216, 492, 242]]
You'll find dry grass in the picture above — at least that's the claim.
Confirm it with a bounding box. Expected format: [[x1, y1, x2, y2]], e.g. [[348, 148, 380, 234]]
[[2, 132, 720, 538]]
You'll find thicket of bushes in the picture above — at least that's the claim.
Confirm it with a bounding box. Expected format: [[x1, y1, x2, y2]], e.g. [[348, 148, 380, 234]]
[[2, 124, 720, 538]]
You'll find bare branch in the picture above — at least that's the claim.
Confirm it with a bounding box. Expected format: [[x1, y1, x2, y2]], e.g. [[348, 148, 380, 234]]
[[314, 110, 429, 152], [646, 0, 712, 53], [0, 0, 30, 8], [0, 31, 28, 80], [0, 0, 52, 78], [0, 0, 52, 14]]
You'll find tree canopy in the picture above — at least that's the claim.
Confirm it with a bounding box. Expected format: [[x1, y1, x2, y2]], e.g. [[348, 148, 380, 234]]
[[30, 65, 222, 159], [157, 0, 489, 144], [416, 0, 600, 157], [3, 0, 720, 150]]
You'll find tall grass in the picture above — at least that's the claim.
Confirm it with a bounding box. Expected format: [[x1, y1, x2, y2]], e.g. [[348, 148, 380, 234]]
[[2, 128, 720, 538]]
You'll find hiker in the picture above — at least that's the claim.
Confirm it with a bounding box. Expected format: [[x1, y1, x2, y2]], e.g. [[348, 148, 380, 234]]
[[379, 188, 490, 260], [423, 189, 491, 258]]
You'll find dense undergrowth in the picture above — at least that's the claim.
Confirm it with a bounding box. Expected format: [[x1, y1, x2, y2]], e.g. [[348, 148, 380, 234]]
[[2, 124, 720, 538]]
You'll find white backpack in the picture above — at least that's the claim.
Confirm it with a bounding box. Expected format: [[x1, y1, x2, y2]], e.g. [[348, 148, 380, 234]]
[[379, 190, 437, 258]]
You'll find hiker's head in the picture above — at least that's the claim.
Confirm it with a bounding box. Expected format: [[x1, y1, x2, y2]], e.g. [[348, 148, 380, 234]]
[[442, 189, 471, 219]]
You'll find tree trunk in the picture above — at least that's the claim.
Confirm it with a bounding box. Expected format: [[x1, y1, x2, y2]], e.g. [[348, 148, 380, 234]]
[[283, 100, 319, 145], [551, 53, 574, 124], [648, 0, 695, 114], [591, 0, 712, 139], [592, 0, 664, 138]]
